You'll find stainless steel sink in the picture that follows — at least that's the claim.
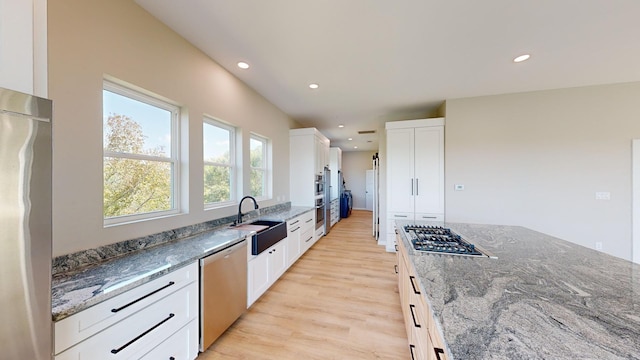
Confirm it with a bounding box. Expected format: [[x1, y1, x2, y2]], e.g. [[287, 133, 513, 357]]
[[246, 220, 287, 255]]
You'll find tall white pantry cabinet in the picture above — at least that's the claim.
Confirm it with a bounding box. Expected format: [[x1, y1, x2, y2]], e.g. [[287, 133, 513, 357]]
[[385, 118, 445, 251]]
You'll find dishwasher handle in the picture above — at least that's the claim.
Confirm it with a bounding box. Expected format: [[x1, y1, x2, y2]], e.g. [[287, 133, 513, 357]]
[[200, 238, 247, 266]]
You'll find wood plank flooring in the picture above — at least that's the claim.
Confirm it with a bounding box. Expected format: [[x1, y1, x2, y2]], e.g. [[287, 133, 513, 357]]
[[198, 210, 409, 360]]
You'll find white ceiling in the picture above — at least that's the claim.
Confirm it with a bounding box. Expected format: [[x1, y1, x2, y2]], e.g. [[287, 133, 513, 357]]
[[136, 0, 640, 152]]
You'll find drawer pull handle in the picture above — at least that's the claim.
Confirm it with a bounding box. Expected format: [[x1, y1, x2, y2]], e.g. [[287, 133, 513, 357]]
[[305, 236, 313, 243], [291, 220, 300, 225], [409, 304, 421, 328], [305, 218, 313, 223], [434, 347, 445, 360], [395, 244, 398, 251], [291, 226, 301, 232], [111, 313, 175, 354], [409, 344, 416, 360], [422, 216, 437, 219], [394, 215, 408, 218], [409, 276, 421, 295], [111, 281, 175, 313], [394, 265, 398, 274]]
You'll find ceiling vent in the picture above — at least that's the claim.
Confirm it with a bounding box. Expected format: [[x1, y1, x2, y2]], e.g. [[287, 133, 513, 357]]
[[358, 130, 376, 134]]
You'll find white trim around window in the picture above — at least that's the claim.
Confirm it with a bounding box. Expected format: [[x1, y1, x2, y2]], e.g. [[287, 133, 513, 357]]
[[203, 116, 237, 208], [102, 79, 181, 226]]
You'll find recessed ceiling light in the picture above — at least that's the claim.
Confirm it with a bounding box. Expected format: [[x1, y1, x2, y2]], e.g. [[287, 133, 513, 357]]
[[348, 138, 353, 141], [309, 83, 319, 89], [354, 146, 358, 149], [338, 124, 344, 128], [237, 61, 250, 69], [513, 54, 530, 63]]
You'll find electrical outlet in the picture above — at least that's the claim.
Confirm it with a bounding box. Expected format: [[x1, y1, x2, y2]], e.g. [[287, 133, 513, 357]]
[[595, 192, 610, 200], [595, 242, 603, 250]]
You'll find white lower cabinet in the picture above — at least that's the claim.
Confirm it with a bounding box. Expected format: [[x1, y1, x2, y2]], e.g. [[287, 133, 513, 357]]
[[330, 198, 340, 227], [248, 210, 316, 307], [397, 237, 448, 360], [140, 319, 198, 360], [247, 240, 286, 307], [286, 217, 302, 266], [54, 262, 199, 360], [300, 227, 315, 253]]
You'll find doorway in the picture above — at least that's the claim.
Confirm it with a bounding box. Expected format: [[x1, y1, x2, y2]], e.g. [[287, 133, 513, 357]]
[[365, 169, 374, 211]]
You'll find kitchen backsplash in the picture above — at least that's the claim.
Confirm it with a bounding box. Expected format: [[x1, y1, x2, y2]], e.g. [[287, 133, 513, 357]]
[[52, 202, 291, 275]]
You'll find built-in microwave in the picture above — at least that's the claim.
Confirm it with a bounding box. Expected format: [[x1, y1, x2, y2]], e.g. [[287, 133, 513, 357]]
[[315, 174, 324, 196]]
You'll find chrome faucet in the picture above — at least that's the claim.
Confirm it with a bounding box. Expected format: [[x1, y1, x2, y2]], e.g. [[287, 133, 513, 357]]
[[237, 196, 259, 224]]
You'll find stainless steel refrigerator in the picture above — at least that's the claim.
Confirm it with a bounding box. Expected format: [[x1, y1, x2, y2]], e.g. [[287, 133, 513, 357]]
[[0, 87, 52, 359], [323, 166, 331, 234]]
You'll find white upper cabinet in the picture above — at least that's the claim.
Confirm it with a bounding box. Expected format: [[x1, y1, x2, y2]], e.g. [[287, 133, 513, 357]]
[[290, 128, 330, 206]]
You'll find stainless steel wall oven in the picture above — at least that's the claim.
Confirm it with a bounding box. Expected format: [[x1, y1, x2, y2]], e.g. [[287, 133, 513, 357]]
[[315, 197, 324, 230]]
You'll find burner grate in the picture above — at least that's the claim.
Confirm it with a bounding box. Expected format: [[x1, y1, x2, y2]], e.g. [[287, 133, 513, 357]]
[[404, 225, 485, 257]]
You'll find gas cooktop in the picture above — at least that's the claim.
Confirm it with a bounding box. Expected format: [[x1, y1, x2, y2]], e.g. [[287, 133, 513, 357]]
[[403, 225, 491, 257]]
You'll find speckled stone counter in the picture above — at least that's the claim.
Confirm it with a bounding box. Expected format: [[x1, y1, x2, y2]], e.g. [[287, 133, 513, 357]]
[[397, 221, 640, 360], [52, 206, 314, 322]]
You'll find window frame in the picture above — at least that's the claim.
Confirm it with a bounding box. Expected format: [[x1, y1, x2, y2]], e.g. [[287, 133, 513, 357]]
[[102, 79, 181, 226], [203, 116, 237, 209], [249, 133, 270, 200]]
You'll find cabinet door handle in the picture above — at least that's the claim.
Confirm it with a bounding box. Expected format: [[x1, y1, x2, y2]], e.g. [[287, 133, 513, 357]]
[[421, 216, 437, 219], [394, 214, 408, 218], [305, 218, 313, 223], [409, 344, 416, 360], [434, 347, 445, 360], [111, 313, 175, 354], [395, 244, 398, 251], [111, 281, 175, 313], [411, 178, 414, 195], [291, 226, 301, 232], [416, 178, 419, 195], [305, 236, 313, 243], [409, 275, 421, 295], [409, 304, 421, 328], [394, 264, 398, 274]]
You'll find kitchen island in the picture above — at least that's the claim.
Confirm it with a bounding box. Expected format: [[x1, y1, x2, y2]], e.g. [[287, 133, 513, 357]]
[[397, 221, 640, 359]]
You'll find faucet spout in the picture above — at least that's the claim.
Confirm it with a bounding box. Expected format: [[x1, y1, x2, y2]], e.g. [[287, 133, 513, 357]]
[[237, 196, 259, 224]]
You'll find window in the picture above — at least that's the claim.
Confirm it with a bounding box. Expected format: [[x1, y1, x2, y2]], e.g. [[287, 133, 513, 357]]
[[250, 134, 269, 198], [102, 80, 180, 224], [203, 117, 236, 207]]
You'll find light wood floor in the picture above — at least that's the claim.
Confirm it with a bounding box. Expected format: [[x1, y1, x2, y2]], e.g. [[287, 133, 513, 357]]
[[198, 210, 409, 360]]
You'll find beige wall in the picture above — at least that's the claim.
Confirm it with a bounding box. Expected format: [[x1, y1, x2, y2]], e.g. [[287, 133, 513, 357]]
[[445, 82, 640, 261], [49, 0, 297, 256]]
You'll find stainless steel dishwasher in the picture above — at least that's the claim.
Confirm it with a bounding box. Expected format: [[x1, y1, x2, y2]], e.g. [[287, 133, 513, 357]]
[[200, 238, 247, 351]]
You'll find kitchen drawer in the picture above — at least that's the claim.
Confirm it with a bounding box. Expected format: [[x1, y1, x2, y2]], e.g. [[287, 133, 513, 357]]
[[55, 278, 198, 360], [300, 227, 314, 253], [414, 213, 444, 222], [139, 319, 198, 360], [300, 211, 315, 232], [55, 263, 198, 353]]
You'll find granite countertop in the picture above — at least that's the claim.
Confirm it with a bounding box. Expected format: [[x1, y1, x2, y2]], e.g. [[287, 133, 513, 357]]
[[397, 221, 640, 360], [52, 206, 314, 322]]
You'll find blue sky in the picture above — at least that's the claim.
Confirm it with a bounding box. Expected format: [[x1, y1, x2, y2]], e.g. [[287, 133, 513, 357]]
[[103, 90, 172, 155], [104, 89, 231, 161]]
